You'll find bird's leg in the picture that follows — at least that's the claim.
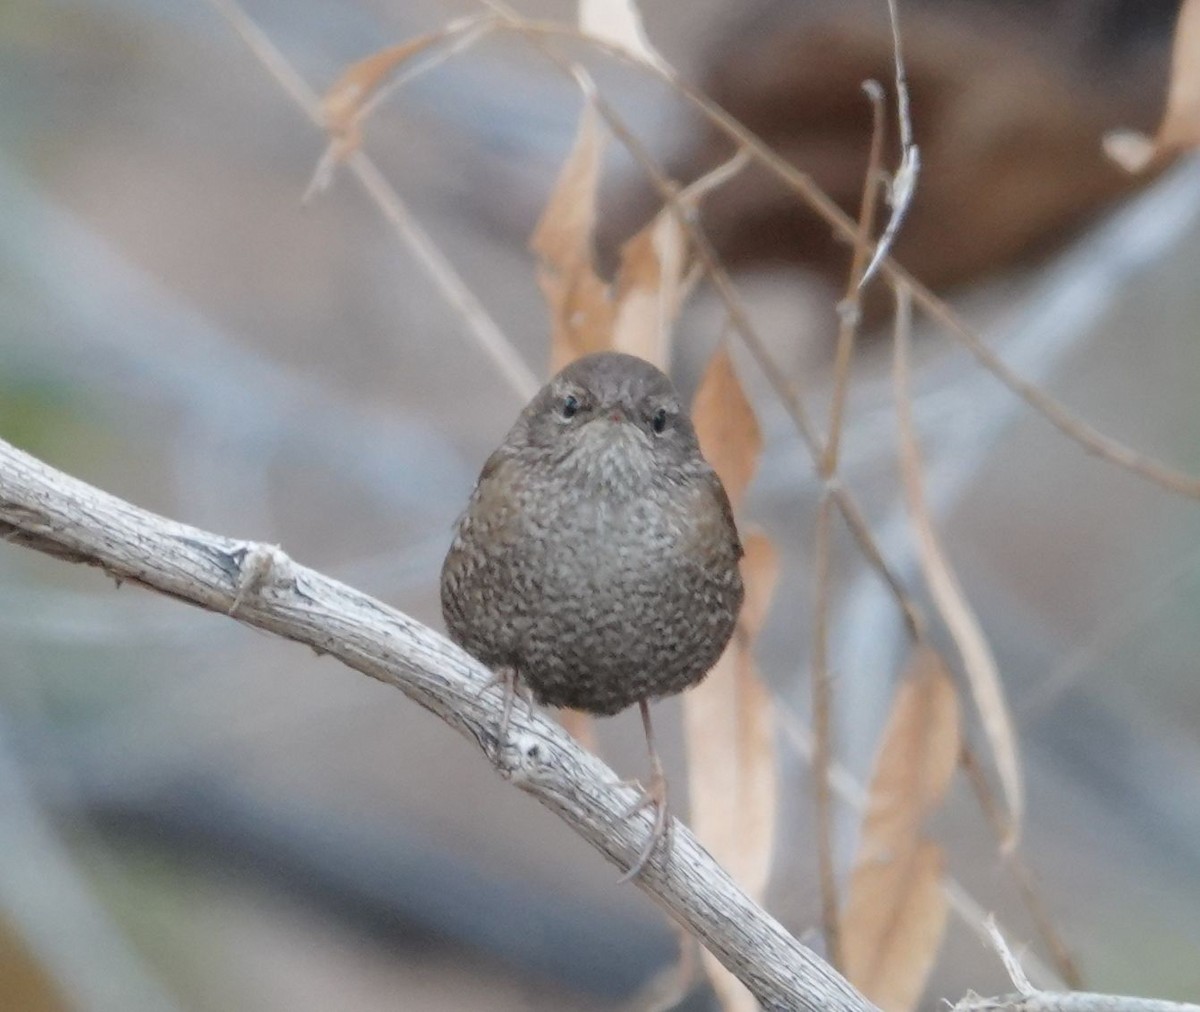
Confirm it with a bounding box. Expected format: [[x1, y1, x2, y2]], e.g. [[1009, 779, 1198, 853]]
[[476, 666, 519, 758], [618, 700, 672, 882], [517, 680, 537, 722]]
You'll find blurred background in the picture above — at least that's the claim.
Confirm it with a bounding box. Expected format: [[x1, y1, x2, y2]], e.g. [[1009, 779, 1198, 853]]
[[1, 0, 1199, 1009]]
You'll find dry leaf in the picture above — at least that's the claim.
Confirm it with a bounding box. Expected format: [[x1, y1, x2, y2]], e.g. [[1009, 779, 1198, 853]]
[[691, 345, 762, 511], [841, 645, 960, 1012], [534, 112, 742, 372], [307, 30, 463, 199], [531, 101, 616, 371], [610, 153, 748, 369], [610, 211, 686, 370], [893, 287, 1023, 845], [322, 34, 441, 140], [578, 0, 668, 72], [1104, 0, 1200, 171]]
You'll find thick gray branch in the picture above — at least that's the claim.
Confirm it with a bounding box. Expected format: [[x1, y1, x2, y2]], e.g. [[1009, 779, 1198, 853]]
[[0, 437, 873, 1012]]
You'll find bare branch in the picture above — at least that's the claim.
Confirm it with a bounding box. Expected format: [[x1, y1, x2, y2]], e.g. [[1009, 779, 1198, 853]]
[[811, 491, 842, 968], [985, 915, 1036, 997], [0, 437, 875, 1012], [960, 747, 1083, 988]]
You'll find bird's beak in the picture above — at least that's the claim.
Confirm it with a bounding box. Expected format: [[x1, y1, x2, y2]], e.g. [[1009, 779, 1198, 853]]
[[603, 404, 633, 424]]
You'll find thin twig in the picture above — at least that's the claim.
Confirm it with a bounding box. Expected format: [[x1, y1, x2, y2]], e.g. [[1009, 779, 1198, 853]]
[[857, 0, 919, 291], [959, 746, 1083, 989], [826, 81, 887, 472], [986, 916, 1038, 997], [951, 917, 1200, 1012], [207, 0, 541, 402], [305, 15, 497, 200], [826, 483, 925, 641], [811, 492, 842, 969], [809, 79, 888, 971], [892, 283, 1025, 846], [359, 16, 496, 131], [0, 437, 875, 1012], [1018, 543, 1200, 721]]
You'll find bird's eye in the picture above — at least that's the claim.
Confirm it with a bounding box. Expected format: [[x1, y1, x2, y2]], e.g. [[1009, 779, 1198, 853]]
[[651, 407, 669, 434], [561, 394, 580, 419]]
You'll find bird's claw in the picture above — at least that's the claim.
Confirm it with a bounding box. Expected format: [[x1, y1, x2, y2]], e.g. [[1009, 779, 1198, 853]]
[[617, 770, 672, 882]]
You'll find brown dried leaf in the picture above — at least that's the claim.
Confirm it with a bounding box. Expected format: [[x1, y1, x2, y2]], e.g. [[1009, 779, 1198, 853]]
[[578, 0, 668, 72], [684, 530, 778, 1012], [321, 33, 442, 143], [841, 645, 960, 1012], [691, 345, 762, 512], [610, 211, 685, 370], [609, 153, 748, 370], [846, 842, 948, 1012], [531, 101, 616, 371], [1105, 0, 1200, 171], [535, 121, 743, 373]]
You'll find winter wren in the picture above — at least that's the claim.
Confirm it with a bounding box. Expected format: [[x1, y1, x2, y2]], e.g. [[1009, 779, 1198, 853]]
[[440, 351, 744, 878]]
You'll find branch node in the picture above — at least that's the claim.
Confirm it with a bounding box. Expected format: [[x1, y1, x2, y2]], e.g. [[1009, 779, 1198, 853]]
[[835, 298, 862, 330], [498, 727, 549, 783], [229, 542, 291, 615]]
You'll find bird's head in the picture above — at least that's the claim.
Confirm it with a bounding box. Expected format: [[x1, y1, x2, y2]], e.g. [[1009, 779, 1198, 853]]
[[515, 352, 705, 485]]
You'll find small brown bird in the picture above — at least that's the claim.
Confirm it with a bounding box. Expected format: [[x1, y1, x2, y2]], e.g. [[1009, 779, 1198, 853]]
[[441, 351, 744, 878]]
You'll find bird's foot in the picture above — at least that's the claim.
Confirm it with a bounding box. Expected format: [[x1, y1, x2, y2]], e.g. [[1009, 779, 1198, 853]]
[[617, 767, 672, 882], [476, 667, 534, 764]]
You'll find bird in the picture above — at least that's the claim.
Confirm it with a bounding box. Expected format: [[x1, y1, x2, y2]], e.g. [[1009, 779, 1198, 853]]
[[440, 351, 745, 879]]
